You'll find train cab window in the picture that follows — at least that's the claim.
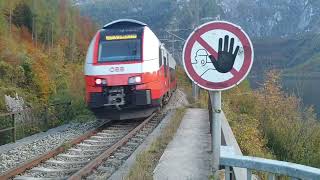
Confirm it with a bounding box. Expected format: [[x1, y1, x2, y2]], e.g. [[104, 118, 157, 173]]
[[98, 39, 141, 62]]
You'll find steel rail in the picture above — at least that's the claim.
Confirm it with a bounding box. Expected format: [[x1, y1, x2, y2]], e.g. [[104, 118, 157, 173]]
[[0, 120, 112, 179], [68, 112, 156, 180]]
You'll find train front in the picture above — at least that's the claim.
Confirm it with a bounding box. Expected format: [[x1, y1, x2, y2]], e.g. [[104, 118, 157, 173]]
[[84, 19, 161, 116]]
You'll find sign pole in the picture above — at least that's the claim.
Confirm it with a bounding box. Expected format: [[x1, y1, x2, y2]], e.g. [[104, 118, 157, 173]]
[[182, 20, 253, 179], [209, 91, 221, 176], [192, 82, 199, 101]]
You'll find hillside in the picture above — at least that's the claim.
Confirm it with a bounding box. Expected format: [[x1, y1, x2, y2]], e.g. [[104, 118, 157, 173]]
[[252, 33, 320, 76], [76, 0, 320, 39], [217, 0, 320, 38], [75, 0, 320, 76], [0, 0, 96, 114]]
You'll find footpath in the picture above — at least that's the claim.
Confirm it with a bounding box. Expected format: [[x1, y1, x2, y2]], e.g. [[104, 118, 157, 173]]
[[153, 108, 211, 180]]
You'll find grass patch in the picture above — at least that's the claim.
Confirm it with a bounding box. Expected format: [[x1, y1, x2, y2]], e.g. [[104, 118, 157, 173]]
[[126, 108, 187, 180]]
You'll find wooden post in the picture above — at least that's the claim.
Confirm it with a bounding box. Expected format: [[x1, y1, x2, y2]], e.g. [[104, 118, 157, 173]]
[[44, 106, 48, 130], [11, 113, 16, 142]]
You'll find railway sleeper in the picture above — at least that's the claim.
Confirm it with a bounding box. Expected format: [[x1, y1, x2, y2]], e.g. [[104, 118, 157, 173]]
[[134, 133, 147, 138], [65, 150, 100, 156], [76, 142, 111, 148], [129, 137, 143, 143], [96, 132, 127, 137], [102, 127, 131, 132], [90, 135, 120, 140], [14, 175, 67, 180], [117, 146, 134, 153], [82, 139, 115, 145], [125, 141, 139, 147], [106, 128, 132, 132], [86, 169, 113, 180], [40, 162, 83, 170], [46, 159, 90, 165], [30, 167, 80, 173], [101, 158, 122, 168], [20, 172, 73, 179], [68, 148, 103, 153], [96, 164, 117, 173], [83, 139, 106, 143], [55, 156, 95, 162], [112, 152, 129, 160], [110, 124, 137, 128], [116, 146, 133, 152], [57, 153, 97, 159]]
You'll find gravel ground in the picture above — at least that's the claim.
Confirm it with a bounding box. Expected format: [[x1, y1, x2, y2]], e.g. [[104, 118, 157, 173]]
[[0, 120, 99, 174], [0, 89, 188, 175]]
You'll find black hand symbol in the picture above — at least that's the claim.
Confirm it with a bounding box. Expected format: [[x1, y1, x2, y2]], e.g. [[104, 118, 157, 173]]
[[209, 35, 239, 73]]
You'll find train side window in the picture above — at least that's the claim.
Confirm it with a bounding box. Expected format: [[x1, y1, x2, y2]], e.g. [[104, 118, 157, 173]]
[[170, 68, 175, 82], [159, 48, 162, 67], [164, 56, 167, 77]]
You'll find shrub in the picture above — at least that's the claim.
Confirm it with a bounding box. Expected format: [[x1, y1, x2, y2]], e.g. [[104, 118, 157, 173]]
[[223, 81, 273, 158], [225, 70, 320, 167], [254, 71, 320, 167]]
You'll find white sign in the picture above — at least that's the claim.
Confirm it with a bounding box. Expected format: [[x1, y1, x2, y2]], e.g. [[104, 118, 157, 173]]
[[183, 21, 254, 91]]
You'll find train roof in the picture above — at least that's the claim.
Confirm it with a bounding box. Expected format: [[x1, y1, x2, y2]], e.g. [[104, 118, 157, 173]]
[[103, 19, 147, 29]]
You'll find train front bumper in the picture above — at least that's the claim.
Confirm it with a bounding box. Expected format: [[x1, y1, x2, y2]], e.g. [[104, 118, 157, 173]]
[[88, 88, 152, 109]]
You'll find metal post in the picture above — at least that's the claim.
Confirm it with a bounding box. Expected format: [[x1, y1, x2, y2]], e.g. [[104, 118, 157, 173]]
[[225, 166, 231, 180], [192, 83, 199, 101], [209, 91, 221, 177], [192, 0, 200, 102], [247, 169, 252, 180], [268, 173, 276, 180]]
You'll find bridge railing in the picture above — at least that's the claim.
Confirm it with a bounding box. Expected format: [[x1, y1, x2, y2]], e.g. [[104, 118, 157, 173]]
[[219, 111, 320, 180], [221, 152, 320, 180]]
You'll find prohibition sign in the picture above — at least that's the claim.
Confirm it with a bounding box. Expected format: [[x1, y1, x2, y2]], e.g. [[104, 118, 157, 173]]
[[183, 21, 254, 91]]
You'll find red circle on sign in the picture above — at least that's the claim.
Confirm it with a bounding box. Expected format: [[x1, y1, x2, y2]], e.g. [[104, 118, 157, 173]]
[[183, 21, 254, 91]]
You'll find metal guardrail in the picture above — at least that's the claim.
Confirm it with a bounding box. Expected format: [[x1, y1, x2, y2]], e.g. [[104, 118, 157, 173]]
[[220, 112, 247, 180], [221, 153, 320, 180], [220, 111, 320, 180]]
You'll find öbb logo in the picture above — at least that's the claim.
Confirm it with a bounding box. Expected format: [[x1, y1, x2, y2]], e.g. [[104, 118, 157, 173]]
[[109, 66, 125, 72]]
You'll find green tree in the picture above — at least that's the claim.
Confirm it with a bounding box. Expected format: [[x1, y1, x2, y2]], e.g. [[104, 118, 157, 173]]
[[12, 2, 32, 32]]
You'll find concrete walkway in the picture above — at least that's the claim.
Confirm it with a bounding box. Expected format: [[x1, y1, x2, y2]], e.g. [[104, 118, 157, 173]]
[[153, 108, 211, 180]]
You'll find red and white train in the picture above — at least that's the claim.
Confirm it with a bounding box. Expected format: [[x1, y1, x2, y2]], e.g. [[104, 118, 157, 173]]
[[84, 19, 177, 116]]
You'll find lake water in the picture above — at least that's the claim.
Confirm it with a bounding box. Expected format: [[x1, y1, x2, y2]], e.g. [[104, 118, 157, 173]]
[[249, 75, 320, 118], [281, 76, 320, 118]]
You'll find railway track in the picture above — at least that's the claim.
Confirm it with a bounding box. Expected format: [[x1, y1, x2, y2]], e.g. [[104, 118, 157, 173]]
[[0, 111, 164, 180]]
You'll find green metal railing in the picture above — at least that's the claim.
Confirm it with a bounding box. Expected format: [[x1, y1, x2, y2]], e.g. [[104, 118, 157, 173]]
[[0, 112, 16, 143], [0, 101, 71, 145]]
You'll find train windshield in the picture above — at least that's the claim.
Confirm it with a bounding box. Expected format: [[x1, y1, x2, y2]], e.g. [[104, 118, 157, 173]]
[[98, 39, 141, 62]]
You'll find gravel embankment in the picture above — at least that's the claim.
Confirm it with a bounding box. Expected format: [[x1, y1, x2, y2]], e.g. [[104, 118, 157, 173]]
[[0, 120, 99, 174], [0, 89, 188, 175], [164, 89, 189, 111]]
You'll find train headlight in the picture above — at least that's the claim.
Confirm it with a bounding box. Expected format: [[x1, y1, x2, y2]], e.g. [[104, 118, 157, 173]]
[[95, 78, 102, 85], [95, 78, 107, 86], [128, 76, 142, 85]]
